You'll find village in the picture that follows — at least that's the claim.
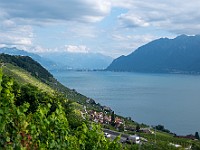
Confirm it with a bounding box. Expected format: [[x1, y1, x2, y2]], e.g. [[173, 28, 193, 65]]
[[81, 99, 199, 145]]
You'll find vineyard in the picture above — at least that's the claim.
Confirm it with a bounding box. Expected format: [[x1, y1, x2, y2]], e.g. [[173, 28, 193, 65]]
[[0, 68, 123, 149]]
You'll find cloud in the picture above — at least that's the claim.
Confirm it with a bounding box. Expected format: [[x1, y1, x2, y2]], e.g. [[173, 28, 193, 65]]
[[66, 23, 99, 38], [116, 0, 200, 34], [0, 0, 111, 24], [0, 20, 33, 48], [118, 13, 149, 28], [1, 0, 200, 57], [111, 34, 158, 55], [64, 45, 89, 53], [110, 0, 135, 9]]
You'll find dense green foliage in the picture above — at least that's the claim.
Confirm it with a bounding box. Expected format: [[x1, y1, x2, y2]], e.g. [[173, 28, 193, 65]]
[[154, 124, 170, 133], [0, 68, 122, 149]]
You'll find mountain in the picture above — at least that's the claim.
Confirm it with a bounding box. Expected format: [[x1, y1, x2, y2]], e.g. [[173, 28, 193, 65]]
[[0, 47, 56, 70], [0, 47, 113, 70], [40, 52, 113, 70], [107, 35, 200, 73]]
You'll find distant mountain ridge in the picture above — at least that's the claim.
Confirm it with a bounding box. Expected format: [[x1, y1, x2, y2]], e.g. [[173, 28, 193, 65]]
[[0, 47, 113, 70], [40, 52, 113, 70], [0, 47, 56, 70], [107, 35, 200, 74]]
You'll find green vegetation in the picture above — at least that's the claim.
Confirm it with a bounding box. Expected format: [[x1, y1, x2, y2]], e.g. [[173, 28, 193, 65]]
[[0, 53, 53, 82], [0, 68, 123, 149], [3, 63, 54, 93], [1, 54, 200, 149], [154, 124, 170, 133], [0, 54, 102, 111]]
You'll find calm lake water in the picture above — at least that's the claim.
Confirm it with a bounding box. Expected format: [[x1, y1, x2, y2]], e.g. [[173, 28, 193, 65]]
[[52, 70, 200, 135]]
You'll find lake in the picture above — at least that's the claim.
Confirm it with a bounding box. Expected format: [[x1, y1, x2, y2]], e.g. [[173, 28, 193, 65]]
[[52, 70, 200, 135]]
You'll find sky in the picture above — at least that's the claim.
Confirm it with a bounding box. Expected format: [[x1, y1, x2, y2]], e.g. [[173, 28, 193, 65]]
[[1, 0, 200, 58]]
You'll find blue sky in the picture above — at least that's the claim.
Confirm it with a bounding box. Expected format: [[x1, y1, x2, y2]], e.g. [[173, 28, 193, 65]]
[[0, 0, 200, 58]]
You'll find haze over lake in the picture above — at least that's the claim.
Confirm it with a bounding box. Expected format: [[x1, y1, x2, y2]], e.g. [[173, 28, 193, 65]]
[[52, 70, 200, 135]]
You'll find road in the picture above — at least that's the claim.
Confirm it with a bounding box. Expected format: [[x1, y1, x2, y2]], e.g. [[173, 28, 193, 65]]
[[103, 129, 130, 143]]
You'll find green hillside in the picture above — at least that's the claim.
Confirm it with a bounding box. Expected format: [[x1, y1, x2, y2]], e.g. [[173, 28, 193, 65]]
[[2, 63, 54, 94], [0, 54, 102, 110]]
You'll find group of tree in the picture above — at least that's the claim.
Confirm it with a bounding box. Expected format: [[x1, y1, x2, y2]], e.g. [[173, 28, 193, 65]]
[[154, 125, 170, 133]]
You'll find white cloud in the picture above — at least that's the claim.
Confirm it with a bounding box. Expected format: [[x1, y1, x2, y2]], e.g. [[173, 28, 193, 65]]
[[66, 23, 99, 38], [28, 45, 50, 53], [0, 44, 7, 48], [0, 0, 111, 24], [118, 13, 149, 28], [112, 34, 158, 53], [1, 0, 200, 57], [64, 45, 89, 53], [0, 20, 33, 48], [110, 0, 135, 8], [116, 0, 200, 34]]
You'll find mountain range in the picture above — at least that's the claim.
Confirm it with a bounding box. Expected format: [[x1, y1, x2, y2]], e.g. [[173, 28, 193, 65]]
[[0, 47, 113, 70], [40, 52, 113, 70], [107, 35, 200, 74]]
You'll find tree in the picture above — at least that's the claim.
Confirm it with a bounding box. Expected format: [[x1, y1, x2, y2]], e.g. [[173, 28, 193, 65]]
[[136, 124, 140, 132], [0, 68, 2, 93], [195, 132, 200, 140], [111, 111, 115, 126]]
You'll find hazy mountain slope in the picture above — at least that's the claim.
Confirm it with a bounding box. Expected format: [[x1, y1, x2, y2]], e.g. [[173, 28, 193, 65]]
[[40, 52, 113, 70], [107, 35, 200, 73], [0, 47, 113, 70], [0, 47, 56, 70]]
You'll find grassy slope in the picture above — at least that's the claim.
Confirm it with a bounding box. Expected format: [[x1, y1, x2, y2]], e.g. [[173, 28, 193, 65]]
[[0, 54, 88, 105], [2, 62, 101, 111], [2, 63, 54, 94]]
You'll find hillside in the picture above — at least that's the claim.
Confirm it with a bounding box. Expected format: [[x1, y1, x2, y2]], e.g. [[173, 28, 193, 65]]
[[107, 35, 200, 73], [0, 62, 124, 149], [0, 54, 101, 110]]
